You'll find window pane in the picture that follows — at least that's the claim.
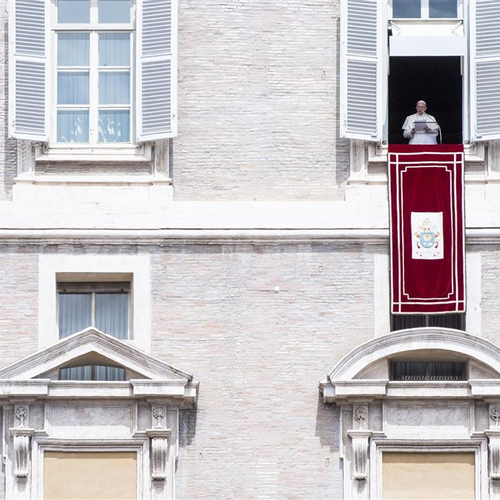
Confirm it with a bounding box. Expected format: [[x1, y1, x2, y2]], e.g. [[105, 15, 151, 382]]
[[98, 0, 130, 23], [392, 0, 421, 18], [429, 0, 457, 18], [58, 34, 90, 67], [58, 293, 92, 338], [57, 110, 89, 142], [58, 0, 90, 23], [59, 366, 92, 380], [98, 111, 130, 142], [99, 34, 130, 66], [58, 71, 89, 104], [95, 366, 126, 381], [99, 71, 130, 104], [95, 293, 128, 338]]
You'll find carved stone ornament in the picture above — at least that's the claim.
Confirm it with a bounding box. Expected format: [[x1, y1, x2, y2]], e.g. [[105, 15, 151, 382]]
[[487, 432, 500, 481], [354, 407, 367, 424], [15, 406, 28, 427], [348, 431, 372, 481], [146, 429, 171, 481], [491, 407, 500, 425], [10, 428, 34, 479], [153, 406, 166, 428]]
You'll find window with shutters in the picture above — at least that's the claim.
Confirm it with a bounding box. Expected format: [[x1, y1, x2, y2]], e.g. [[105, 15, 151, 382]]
[[8, 0, 177, 155], [340, 0, 500, 145]]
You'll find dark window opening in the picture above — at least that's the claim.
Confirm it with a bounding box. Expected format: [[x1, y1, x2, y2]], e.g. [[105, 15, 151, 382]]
[[389, 56, 462, 145], [59, 365, 126, 381], [391, 361, 466, 381], [391, 313, 465, 331]]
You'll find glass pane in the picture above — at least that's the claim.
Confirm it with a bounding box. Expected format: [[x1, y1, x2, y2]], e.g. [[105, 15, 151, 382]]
[[95, 293, 129, 338], [99, 72, 130, 104], [95, 366, 126, 381], [98, 110, 130, 143], [58, 0, 90, 23], [392, 0, 421, 18], [98, 0, 130, 23], [58, 71, 89, 104], [57, 110, 89, 142], [58, 34, 90, 67], [58, 293, 92, 338], [429, 0, 457, 18], [99, 34, 130, 66], [59, 366, 92, 380]]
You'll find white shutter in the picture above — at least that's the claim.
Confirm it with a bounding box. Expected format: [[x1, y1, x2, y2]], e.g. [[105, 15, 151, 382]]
[[8, 0, 49, 141], [136, 0, 177, 142], [340, 0, 386, 142], [470, 0, 500, 141]]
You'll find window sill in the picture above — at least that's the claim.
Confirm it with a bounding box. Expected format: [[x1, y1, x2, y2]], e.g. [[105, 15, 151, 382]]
[[34, 143, 153, 163]]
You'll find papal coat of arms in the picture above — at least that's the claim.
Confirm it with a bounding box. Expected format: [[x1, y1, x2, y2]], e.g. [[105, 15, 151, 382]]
[[411, 212, 444, 260]]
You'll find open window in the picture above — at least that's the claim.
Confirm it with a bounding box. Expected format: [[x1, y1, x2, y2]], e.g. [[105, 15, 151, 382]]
[[340, 0, 500, 144]]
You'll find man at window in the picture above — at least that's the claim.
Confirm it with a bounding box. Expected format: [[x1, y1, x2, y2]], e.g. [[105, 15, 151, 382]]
[[402, 100, 440, 145]]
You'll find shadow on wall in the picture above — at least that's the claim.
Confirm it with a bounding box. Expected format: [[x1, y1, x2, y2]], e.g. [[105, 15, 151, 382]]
[[179, 406, 198, 450], [315, 392, 340, 453]]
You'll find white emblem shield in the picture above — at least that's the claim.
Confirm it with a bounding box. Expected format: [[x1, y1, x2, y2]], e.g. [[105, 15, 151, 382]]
[[411, 212, 444, 260]]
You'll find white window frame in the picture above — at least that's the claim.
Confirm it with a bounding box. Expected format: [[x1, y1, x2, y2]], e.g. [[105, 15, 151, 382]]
[[371, 441, 487, 500], [50, 0, 135, 149], [39, 254, 151, 352], [57, 281, 132, 340], [389, 0, 464, 20]]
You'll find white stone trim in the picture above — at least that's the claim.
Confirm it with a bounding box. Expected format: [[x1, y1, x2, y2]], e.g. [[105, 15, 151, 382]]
[[374, 254, 390, 337], [370, 439, 487, 500], [467, 252, 482, 336], [38, 254, 151, 352]]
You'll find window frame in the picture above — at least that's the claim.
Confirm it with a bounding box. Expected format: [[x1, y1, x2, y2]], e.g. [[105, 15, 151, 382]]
[[57, 281, 131, 339], [389, 0, 464, 20], [39, 254, 151, 352], [50, 0, 136, 148]]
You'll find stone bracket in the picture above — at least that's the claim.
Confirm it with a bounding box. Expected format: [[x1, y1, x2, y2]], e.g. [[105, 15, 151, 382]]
[[146, 429, 172, 481], [348, 430, 372, 481], [10, 428, 35, 479]]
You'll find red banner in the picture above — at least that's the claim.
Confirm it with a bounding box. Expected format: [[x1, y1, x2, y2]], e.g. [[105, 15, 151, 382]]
[[389, 145, 465, 314]]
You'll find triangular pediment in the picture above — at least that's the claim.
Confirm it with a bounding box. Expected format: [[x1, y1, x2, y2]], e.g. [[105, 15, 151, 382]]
[[0, 327, 193, 383]]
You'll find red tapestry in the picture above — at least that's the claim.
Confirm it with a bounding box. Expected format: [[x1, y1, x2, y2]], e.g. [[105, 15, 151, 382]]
[[389, 145, 465, 314]]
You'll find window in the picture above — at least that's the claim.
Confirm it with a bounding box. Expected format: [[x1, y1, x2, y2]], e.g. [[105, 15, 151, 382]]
[[59, 365, 126, 380], [390, 361, 466, 380], [55, 0, 133, 144], [340, 0, 500, 144], [391, 0, 459, 19], [391, 313, 465, 331], [58, 282, 130, 339], [9, 0, 177, 147]]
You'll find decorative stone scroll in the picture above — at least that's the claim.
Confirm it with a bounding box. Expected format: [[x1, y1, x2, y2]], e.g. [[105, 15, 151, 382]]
[[487, 431, 500, 481], [348, 430, 372, 481], [10, 428, 34, 479], [146, 429, 172, 481]]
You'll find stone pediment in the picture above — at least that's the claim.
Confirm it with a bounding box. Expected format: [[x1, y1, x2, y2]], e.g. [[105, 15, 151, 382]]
[[0, 327, 198, 405]]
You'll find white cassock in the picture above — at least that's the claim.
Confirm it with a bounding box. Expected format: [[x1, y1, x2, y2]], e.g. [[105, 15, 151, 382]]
[[402, 112, 439, 145]]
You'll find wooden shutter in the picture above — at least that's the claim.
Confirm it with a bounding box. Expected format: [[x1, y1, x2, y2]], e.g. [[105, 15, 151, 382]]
[[340, 0, 387, 141], [136, 0, 177, 142], [470, 0, 500, 141], [8, 0, 49, 141]]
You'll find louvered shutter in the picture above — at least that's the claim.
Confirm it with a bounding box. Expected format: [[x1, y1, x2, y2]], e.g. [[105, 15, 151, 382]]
[[8, 0, 48, 141], [136, 0, 177, 142], [470, 0, 500, 141], [340, 0, 386, 141]]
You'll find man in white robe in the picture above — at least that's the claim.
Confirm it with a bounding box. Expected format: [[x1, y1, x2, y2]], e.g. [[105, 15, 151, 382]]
[[402, 100, 440, 145]]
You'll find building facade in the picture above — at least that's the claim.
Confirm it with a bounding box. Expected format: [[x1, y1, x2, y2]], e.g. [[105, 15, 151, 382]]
[[1, 0, 500, 498]]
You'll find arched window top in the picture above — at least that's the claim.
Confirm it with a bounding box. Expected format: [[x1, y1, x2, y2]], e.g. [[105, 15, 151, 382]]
[[321, 328, 500, 402], [329, 328, 500, 381]]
